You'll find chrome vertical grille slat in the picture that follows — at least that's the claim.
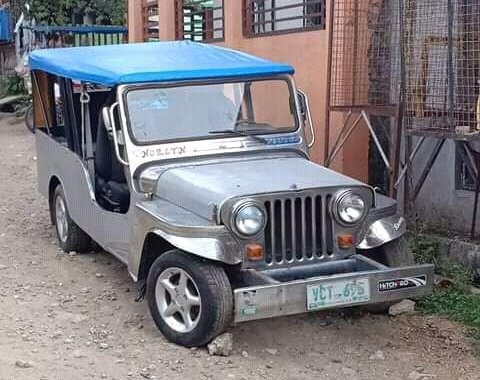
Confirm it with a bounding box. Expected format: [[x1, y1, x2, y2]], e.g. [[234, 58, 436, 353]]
[[280, 199, 286, 263], [311, 196, 317, 257], [300, 197, 306, 256], [291, 198, 296, 260], [269, 201, 276, 262], [321, 196, 328, 257], [264, 192, 336, 266]]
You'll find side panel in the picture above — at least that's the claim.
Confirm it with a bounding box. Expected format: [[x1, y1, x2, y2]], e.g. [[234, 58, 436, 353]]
[[36, 132, 130, 262]]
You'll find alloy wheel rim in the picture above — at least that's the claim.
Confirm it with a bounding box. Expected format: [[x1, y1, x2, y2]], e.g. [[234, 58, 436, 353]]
[[55, 196, 68, 243], [155, 267, 202, 334]]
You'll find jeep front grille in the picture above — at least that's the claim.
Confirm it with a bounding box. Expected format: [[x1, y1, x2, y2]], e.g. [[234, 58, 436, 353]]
[[264, 195, 335, 266]]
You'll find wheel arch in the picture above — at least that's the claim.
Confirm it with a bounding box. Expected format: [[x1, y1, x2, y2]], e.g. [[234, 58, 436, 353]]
[[137, 232, 176, 283]]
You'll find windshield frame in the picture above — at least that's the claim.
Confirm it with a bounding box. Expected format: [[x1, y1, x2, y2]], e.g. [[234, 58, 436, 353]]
[[121, 75, 301, 146]]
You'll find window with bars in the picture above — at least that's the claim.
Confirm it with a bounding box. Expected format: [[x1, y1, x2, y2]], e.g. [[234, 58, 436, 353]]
[[455, 142, 480, 192], [175, 0, 224, 42], [143, 0, 159, 41], [243, 0, 326, 37]]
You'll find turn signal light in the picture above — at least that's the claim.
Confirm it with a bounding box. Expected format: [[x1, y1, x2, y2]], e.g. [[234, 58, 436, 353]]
[[246, 244, 264, 261], [337, 234, 354, 249]]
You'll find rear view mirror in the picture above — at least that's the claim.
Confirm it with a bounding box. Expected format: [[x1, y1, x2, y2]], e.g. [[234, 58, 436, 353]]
[[102, 107, 112, 131]]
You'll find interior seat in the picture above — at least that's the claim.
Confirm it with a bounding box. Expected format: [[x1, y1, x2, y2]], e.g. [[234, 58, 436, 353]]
[[94, 112, 130, 213]]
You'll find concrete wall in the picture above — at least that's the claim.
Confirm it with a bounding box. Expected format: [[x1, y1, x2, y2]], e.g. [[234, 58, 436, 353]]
[[411, 138, 476, 233], [127, 0, 370, 182]]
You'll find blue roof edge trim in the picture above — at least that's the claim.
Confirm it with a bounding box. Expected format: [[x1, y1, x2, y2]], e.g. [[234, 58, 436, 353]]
[[29, 41, 295, 86]]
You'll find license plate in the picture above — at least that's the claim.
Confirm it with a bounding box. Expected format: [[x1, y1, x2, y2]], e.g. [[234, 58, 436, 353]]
[[306, 277, 371, 311]]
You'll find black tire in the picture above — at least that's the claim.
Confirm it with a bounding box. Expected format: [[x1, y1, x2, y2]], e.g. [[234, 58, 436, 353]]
[[24, 104, 34, 133], [363, 236, 414, 314], [51, 185, 92, 253], [146, 250, 233, 347]]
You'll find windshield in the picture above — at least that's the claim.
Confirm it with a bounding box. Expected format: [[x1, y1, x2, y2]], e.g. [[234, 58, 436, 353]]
[[125, 79, 297, 144]]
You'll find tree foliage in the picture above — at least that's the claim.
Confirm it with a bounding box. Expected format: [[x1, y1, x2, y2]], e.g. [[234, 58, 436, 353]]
[[19, 0, 126, 25]]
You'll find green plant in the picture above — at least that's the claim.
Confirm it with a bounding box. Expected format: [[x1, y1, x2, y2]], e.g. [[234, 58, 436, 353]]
[[410, 234, 480, 355], [28, 0, 126, 26], [0, 75, 26, 98], [410, 234, 474, 287], [418, 287, 480, 355]]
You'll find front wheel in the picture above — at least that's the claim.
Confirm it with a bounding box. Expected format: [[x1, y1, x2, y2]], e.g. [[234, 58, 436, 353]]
[[147, 250, 233, 347]]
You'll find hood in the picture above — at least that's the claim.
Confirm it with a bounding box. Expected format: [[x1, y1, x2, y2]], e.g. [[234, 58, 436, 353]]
[[154, 156, 367, 221]]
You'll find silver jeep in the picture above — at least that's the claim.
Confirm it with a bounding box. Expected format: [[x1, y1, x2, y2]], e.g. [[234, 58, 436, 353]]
[[31, 41, 433, 347]]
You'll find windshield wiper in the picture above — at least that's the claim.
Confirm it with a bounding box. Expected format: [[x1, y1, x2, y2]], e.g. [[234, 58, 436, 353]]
[[209, 129, 267, 143]]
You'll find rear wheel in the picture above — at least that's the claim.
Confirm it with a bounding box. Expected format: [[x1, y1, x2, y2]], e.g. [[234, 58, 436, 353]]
[[24, 104, 34, 133], [147, 250, 233, 347], [51, 185, 92, 253], [362, 236, 414, 314]]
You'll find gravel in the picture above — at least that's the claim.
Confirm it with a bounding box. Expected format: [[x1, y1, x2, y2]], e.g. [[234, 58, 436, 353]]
[[0, 119, 479, 379]]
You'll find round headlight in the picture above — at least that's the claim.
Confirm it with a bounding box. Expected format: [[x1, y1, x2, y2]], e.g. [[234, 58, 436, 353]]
[[335, 192, 366, 225], [234, 204, 265, 236]]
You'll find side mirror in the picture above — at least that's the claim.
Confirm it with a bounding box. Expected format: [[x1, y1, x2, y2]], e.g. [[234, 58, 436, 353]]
[[102, 106, 112, 132], [297, 90, 308, 122], [297, 89, 315, 149]]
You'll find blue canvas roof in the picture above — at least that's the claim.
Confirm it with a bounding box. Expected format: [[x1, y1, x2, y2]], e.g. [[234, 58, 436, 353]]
[[29, 41, 295, 86]]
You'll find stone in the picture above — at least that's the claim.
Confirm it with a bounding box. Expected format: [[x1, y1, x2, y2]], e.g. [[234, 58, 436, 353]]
[[389, 299, 416, 316], [265, 348, 278, 355], [51, 330, 63, 339], [470, 286, 480, 295], [72, 350, 86, 359], [207, 333, 233, 357], [15, 360, 33, 368], [139, 367, 151, 379], [0, 264, 8, 270], [407, 370, 436, 380], [369, 350, 385, 360], [241, 351, 248, 358], [55, 311, 88, 324], [342, 367, 356, 376], [99, 343, 109, 350]]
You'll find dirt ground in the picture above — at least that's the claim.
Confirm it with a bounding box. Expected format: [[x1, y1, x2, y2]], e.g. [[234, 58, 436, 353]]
[[0, 118, 479, 380]]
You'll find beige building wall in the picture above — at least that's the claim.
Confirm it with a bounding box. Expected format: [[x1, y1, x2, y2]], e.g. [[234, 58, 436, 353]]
[[127, 0, 369, 182]]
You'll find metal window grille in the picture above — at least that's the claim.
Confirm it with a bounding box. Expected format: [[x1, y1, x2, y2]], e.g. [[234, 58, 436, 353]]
[[143, 0, 159, 41], [328, 0, 480, 197], [400, 1, 480, 193], [175, 0, 224, 42], [329, 0, 402, 114], [456, 150, 476, 191], [243, 0, 326, 38], [403, 0, 480, 135]]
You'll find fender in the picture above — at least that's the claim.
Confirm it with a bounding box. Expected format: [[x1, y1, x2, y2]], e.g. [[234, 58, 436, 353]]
[[151, 228, 240, 264], [128, 199, 242, 281], [356, 214, 406, 250]]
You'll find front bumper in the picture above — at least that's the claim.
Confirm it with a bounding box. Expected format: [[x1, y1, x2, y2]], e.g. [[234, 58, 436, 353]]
[[234, 255, 434, 323]]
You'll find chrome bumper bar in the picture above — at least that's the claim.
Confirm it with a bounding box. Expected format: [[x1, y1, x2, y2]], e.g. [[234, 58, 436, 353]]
[[233, 255, 434, 323]]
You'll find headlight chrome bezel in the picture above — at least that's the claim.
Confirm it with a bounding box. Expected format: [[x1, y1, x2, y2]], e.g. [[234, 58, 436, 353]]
[[332, 190, 368, 226], [231, 200, 266, 237]]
